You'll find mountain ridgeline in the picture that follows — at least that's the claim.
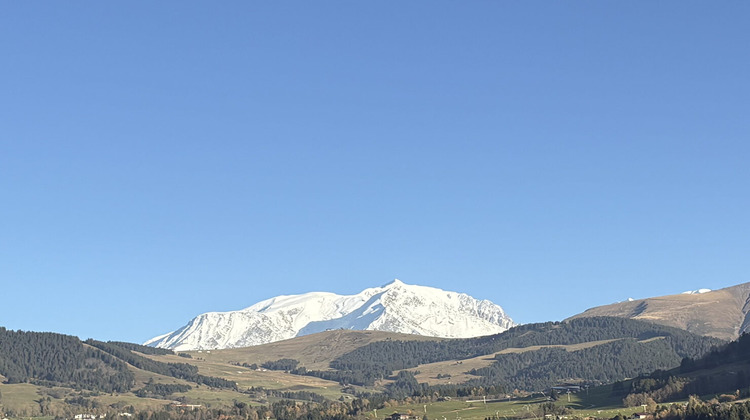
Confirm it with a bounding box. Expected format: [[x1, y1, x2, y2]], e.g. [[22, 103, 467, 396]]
[[146, 280, 515, 350], [569, 281, 750, 341], [298, 317, 723, 391]]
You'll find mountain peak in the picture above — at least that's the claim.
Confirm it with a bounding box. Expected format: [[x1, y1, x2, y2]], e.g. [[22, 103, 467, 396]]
[[383, 278, 405, 287], [145, 280, 515, 351]]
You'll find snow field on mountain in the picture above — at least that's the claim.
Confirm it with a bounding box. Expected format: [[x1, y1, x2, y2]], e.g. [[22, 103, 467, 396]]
[[146, 279, 515, 350]]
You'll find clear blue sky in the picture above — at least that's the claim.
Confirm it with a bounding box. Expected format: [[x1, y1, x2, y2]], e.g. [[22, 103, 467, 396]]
[[2, 2, 748, 344]]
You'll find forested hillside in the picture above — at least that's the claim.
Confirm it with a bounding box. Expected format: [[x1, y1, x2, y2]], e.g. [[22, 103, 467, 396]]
[[615, 332, 750, 407], [307, 317, 723, 389], [0, 317, 728, 418], [0, 328, 135, 392], [86, 340, 236, 389], [0, 328, 235, 393], [471, 337, 690, 390]]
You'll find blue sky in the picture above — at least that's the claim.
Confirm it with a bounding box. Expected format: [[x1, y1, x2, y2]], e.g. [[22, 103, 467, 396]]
[[1, 2, 748, 344]]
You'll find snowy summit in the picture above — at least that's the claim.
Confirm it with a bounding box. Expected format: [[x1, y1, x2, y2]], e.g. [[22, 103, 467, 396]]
[[145, 279, 515, 351]]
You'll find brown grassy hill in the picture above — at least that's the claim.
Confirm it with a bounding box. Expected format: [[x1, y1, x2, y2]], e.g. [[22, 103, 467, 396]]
[[138, 330, 445, 400], [568, 281, 750, 340], [181, 329, 443, 371]]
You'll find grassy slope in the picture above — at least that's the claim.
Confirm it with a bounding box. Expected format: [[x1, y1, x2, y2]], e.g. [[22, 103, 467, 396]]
[[569, 283, 750, 341], [0, 355, 260, 416], [145, 351, 346, 399], [0, 382, 41, 414], [181, 330, 443, 371], [386, 393, 647, 420], [406, 354, 497, 386]]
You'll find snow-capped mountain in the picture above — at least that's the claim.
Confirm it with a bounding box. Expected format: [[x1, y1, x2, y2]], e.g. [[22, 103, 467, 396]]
[[145, 279, 515, 351]]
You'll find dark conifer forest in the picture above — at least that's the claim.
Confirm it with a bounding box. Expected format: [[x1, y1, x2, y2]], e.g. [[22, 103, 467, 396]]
[[0, 328, 235, 392], [0, 327, 135, 392], [302, 318, 723, 389]]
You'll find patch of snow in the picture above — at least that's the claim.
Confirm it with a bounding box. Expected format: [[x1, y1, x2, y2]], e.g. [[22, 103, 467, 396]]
[[682, 288, 712, 295]]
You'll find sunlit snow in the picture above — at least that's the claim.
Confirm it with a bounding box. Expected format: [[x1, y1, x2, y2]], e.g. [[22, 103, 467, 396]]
[[145, 279, 515, 351]]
